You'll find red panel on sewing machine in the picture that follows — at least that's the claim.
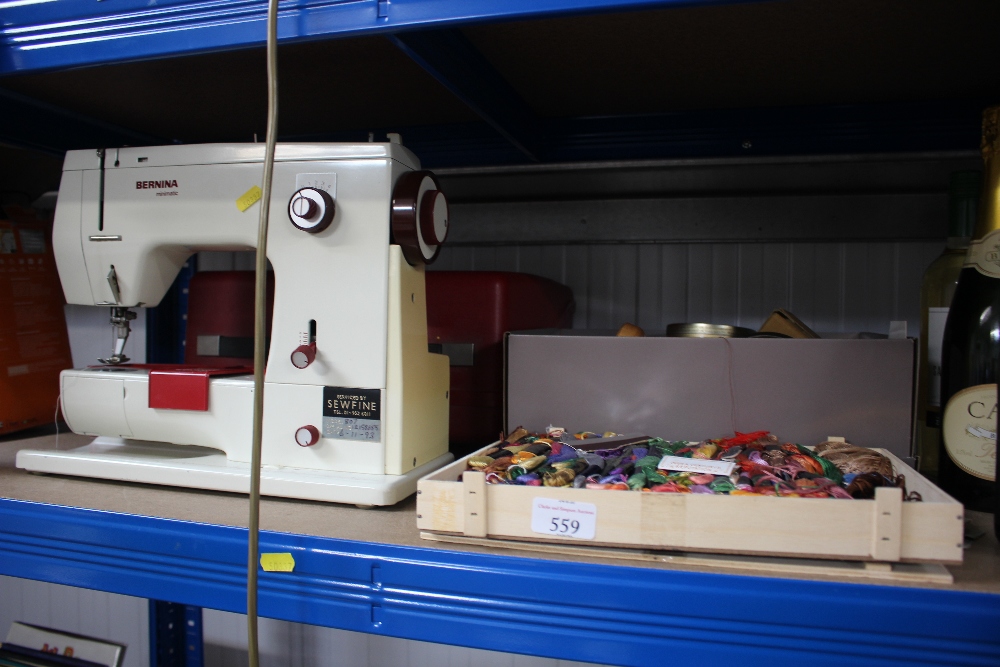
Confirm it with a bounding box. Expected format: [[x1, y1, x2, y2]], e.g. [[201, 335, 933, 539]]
[[148, 366, 252, 411]]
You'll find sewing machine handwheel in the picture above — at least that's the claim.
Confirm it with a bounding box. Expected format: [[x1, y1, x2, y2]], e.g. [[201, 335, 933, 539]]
[[391, 171, 449, 265], [288, 187, 335, 233]]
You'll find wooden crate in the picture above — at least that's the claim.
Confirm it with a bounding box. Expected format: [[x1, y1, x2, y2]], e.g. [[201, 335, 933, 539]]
[[417, 444, 963, 564]]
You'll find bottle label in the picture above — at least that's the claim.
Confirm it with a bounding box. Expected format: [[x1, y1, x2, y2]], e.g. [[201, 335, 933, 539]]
[[965, 228, 1000, 278], [927, 307, 949, 408], [942, 384, 997, 481]]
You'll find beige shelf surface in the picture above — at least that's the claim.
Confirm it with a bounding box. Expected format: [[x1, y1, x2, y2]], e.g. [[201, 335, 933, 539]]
[[2, 432, 998, 594]]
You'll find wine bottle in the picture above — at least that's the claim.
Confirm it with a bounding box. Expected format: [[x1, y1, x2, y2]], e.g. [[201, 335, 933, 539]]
[[939, 106, 999, 512], [917, 171, 980, 479]]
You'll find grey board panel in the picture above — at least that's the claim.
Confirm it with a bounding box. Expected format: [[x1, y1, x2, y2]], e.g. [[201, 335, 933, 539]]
[[506, 334, 914, 458], [448, 193, 945, 244]]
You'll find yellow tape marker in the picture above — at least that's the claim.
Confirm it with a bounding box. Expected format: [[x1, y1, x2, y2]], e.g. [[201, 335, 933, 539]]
[[260, 552, 295, 572], [236, 185, 263, 212]]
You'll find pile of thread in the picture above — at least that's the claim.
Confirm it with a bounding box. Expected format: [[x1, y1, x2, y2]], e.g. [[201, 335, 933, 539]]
[[465, 428, 916, 500]]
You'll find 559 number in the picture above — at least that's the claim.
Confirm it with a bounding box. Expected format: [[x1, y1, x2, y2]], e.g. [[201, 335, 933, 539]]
[[548, 518, 580, 534], [531, 498, 596, 540]]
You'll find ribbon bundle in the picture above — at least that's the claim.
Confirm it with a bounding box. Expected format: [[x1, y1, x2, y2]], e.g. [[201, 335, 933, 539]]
[[465, 428, 915, 500]]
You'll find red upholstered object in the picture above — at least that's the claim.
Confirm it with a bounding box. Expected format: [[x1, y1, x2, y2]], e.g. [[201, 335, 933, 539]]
[[184, 271, 274, 367], [426, 271, 574, 453]]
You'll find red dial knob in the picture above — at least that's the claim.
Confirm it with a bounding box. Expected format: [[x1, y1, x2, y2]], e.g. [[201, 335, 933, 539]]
[[290, 343, 316, 369], [295, 425, 320, 447]]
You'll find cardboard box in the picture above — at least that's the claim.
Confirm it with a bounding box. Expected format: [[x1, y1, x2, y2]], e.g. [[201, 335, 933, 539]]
[[504, 333, 916, 459]]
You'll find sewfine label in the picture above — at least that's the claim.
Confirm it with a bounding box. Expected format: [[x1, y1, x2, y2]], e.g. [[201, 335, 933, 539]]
[[531, 498, 596, 540], [657, 455, 735, 476], [322, 387, 381, 442]]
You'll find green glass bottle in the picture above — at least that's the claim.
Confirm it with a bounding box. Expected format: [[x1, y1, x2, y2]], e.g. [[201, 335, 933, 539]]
[[939, 106, 999, 513], [917, 171, 980, 479]]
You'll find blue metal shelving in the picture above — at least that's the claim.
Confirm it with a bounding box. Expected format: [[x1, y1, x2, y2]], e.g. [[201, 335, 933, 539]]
[[0, 2, 997, 664], [0, 0, 742, 76], [2, 1, 985, 165], [1, 497, 998, 666]]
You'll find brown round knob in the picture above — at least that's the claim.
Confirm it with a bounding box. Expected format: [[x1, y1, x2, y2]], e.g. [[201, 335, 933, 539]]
[[288, 188, 335, 233], [290, 194, 317, 219], [391, 171, 447, 265], [295, 425, 320, 447]]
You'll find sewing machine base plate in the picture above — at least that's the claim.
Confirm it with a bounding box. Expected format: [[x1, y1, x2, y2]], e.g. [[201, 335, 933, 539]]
[[17, 437, 452, 506]]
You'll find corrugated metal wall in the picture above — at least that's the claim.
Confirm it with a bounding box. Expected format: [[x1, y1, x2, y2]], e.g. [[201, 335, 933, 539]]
[[431, 241, 941, 334]]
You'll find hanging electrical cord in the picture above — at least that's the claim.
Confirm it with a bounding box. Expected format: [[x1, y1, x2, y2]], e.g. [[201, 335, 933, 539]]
[[248, 0, 279, 664]]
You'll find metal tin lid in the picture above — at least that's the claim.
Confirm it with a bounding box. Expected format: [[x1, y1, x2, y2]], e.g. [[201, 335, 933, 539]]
[[665, 323, 755, 338]]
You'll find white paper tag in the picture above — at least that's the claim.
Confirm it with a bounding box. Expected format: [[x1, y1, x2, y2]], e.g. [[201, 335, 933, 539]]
[[657, 455, 735, 476], [531, 498, 596, 540]]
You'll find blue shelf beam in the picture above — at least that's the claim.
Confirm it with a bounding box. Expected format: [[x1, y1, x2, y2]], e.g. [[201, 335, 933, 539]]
[[389, 29, 542, 162], [0, 87, 163, 156], [0, 0, 752, 77], [0, 498, 997, 666]]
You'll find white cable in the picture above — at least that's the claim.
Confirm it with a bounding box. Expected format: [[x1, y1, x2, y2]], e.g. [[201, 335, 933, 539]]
[[248, 0, 279, 664]]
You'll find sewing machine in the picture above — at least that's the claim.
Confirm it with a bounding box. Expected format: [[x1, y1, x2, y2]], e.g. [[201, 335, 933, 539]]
[[16, 142, 453, 505]]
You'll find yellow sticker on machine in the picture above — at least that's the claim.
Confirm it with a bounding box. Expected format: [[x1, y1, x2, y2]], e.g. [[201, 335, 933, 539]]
[[236, 185, 263, 212], [259, 552, 296, 572]]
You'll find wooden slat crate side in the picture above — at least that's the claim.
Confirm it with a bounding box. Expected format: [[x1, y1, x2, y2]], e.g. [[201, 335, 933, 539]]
[[483, 486, 879, 559], [416, 445, 964, 564], [416, 479, 463, 532], [670, 493, 877, 559], [900, 502, 964, 563], [485, 484, 645, 545]]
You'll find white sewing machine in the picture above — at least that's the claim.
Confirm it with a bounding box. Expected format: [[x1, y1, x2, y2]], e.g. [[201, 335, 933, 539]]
[[16, 142, 453, 505]]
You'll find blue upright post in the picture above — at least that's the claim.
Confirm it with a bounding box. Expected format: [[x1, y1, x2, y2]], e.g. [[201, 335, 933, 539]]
[[149, 600, 203, 667]]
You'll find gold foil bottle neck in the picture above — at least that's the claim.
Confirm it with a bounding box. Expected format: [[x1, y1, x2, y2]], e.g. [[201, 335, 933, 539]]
[[983, 106, 999, 159]]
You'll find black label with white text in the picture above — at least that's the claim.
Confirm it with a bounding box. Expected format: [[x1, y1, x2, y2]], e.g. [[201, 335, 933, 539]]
[[322, 387, 381, 442]]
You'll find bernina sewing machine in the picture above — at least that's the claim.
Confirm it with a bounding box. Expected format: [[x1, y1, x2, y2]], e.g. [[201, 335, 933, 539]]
[[16, 142, 453, 505]]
